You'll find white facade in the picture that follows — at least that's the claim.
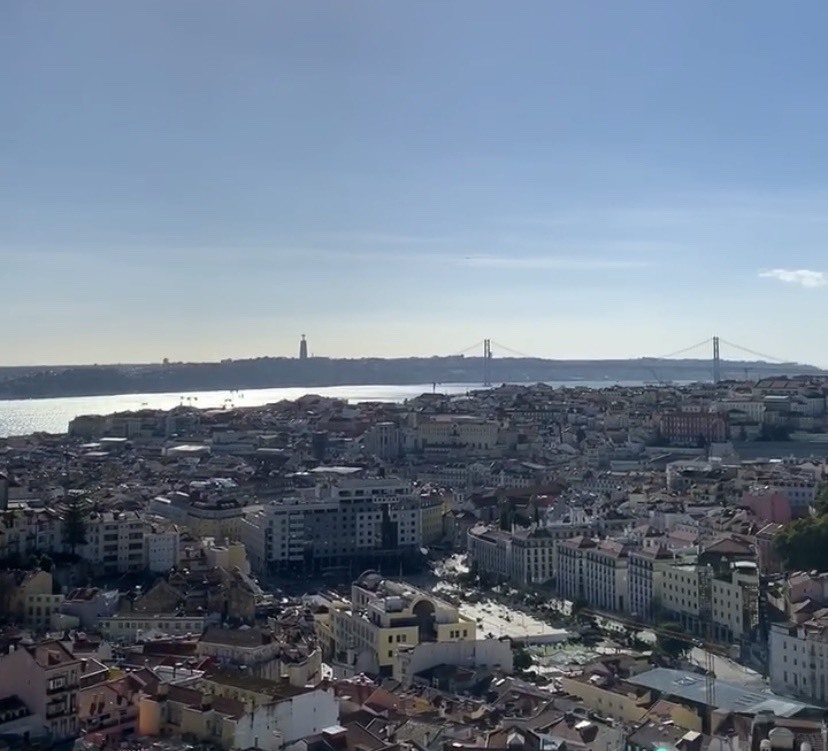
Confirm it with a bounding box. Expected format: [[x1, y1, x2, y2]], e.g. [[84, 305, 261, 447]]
[[770, 619, 828, 704], [144, 528, 180, 573], [241, 476, 435, 572], [469, 517, 633, 589], [711, 564, 759, 641], [232, 688, 338, 751], [582, 542, 629, 613], [466, 526, 511, 582], [394, 639, 513, 685], [662, 564, 702, 619], [765, 476, 817, 515], [81, 511, 146, 574]]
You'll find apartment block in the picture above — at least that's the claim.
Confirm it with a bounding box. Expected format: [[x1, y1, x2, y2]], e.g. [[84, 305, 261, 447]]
[[241, 475, 434, 573], [555, 537, 630, 613], [0, 640, 81, 743], [81, 510, 146, 575]]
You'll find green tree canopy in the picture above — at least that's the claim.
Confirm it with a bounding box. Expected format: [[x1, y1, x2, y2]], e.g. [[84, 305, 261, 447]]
[[62, 496, 88, 554], [812, 485, 828, 516], [774, 515, 828, 572], [655, 621, 691, 660]]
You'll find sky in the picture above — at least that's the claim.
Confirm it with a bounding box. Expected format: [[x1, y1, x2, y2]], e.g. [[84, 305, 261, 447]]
[[4, 1, 828, 366]]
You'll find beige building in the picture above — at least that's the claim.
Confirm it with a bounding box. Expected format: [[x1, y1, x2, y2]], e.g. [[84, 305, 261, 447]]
[[414, 415, 500, 452], [0, 640, 81, 742], [197, 627, 321, 686], [559, 675, 652, 724], [139, 677, 337, 751], [321, 572, 476, 675]]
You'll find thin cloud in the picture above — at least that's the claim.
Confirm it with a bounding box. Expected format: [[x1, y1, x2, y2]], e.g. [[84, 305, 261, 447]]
[[460, 256, 650, 271], [759, 268, 827, 288]]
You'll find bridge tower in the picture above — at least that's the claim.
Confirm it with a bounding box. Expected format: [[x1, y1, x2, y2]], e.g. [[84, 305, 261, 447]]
[[712, 336, 721, 384], [483, 339, 493, 386]]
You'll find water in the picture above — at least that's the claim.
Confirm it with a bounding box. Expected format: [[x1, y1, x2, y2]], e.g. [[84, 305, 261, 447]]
[[0, 380, 647, 438]]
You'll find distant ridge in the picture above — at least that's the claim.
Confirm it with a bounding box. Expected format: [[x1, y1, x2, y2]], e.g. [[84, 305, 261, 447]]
[[0, 355, 822, 401]]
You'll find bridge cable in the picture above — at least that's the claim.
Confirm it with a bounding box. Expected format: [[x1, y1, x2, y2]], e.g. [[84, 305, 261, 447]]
[[652, 337, 714, 360], [718, 339, 789, 364]]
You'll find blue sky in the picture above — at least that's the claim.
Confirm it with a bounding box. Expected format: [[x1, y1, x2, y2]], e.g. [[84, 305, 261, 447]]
[[4, 1, 828, 366]]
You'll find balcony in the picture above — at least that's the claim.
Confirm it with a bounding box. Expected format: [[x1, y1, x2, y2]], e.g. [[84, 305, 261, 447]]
[[46, 703, 71, 719], [47, 682, 78, 695]]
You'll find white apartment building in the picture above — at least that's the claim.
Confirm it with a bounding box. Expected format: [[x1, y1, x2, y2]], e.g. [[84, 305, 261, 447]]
[[711, 562, 759, 642], [628, 546, 675, 620], [555, 536, 595, 604], [583, 541, 629, 613], [555, 538, 630, 613], [770, 615, 828, 704], [0, 507, 63, 561], [468, 513, 633, 589], [363, 421, 401, 460], [144, 526, 181, 574], [467, 525, 561, 586], [240, 475, 435, 573], [81, 511, 146, 575], [466, 525, 512, 582], [763, 475, 818, 516], [662, 560, 759, 642], [661, 563, 704, 632]]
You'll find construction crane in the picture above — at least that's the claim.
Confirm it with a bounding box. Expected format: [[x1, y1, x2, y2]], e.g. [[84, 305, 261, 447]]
[[581, 609, 726, 708]]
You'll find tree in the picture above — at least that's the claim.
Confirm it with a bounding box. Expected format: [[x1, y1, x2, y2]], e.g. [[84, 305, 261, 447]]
[[571, 597, 589, 619], [62, 497, 88, 554], [774, 515, 828, 571], [499, 506, 513, 531], [813, 485, 828, 516], [513, 642, 533, 671], [655, 621, 690, 661]]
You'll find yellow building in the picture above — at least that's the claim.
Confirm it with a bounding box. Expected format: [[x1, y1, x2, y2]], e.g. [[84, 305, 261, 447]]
[[560, 675, 652, 724], [325, 571, 476, 675], [0, 569, 56, 626]]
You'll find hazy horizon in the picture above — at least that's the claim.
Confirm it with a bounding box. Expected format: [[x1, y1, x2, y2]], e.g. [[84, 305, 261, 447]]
[[5, 2, 828, 366]]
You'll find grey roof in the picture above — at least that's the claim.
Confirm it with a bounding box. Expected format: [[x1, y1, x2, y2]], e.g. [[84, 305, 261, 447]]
[[626, 668, 817, 718]]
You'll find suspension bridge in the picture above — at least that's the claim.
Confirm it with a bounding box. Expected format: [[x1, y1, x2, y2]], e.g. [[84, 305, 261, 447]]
[[448, 336, 801, 387]]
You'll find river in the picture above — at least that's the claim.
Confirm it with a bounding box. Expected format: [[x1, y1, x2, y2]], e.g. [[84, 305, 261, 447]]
[[0, 380, 648, 437]]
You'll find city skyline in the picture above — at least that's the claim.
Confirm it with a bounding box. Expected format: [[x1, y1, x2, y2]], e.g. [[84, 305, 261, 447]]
[[5, 2, 828, 366]]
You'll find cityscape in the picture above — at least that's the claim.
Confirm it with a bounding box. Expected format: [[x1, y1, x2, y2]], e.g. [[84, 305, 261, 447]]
[[3, 370, 828, 750], [6, 2, 828, 751]]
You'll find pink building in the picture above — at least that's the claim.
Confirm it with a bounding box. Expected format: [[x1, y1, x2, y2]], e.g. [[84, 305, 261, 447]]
[[742, 492, 792, 524]]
